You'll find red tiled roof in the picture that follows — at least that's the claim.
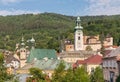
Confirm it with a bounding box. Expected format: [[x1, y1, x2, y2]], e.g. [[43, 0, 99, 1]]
[[73, 63, 77, 68], [76, 60, 84, 64], [84, 55, 102, 64], [73, 60, 84, 68], [104, 45, 118, 48], [76, 55, 102, 65]]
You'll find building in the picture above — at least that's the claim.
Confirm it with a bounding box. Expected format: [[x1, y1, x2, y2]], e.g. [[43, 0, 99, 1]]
[[14, 35, 35, 68], [58, 50, 97, 64], [65, 16, 113, 52], [102, 46, 120, 82], [16, 48, 57, 73], [3, 51, 20, 74], [17, 59, 71, 77], [73, 54, 102, 74], [27, 49, 57, 63]]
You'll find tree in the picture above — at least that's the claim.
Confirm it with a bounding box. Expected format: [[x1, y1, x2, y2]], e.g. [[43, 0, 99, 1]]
[[73, 66, 90, 82], [62, 68, 75, 82], [52, 61, 66, 82], [85, 45, 93, 51], [90, 67, 104, 82], [100, 31, 105, 57], [27, 67, 47, 82], [116, 75, 120, 82], [63, 66, 90, 82]]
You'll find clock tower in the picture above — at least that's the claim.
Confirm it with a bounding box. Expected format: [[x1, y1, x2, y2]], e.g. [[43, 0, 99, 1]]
[[74, 16, 83, 51]]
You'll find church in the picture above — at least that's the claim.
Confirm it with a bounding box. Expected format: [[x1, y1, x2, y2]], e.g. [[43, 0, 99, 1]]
[[58, 16, 113, 64], [65, 16, 113, 52]]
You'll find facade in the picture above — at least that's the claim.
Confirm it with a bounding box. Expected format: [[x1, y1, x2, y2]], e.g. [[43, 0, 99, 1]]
[[58, 50, 97, 64], [17, 59, 71, 77], [102, 46, 120, 82]]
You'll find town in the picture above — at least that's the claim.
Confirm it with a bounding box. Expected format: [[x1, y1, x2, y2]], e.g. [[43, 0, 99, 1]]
[[0, 15, 120, 82], [0, 0, 120, 82]]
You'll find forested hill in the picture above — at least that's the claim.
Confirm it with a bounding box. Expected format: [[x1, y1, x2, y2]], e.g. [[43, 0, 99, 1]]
[[0, 13, 120, 51]]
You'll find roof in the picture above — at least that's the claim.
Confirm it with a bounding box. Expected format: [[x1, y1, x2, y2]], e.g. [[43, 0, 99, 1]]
[[27, 49, 57, 63], [76, 55, 102, 65], [59, 50, 96, 58], [104, 50, 112, 57], [84, 55, 102, 64], [21, 59, 71, 70], [5, 54, 20, 64], [104, 45, 118, 48], [105, 46, 120, 58]]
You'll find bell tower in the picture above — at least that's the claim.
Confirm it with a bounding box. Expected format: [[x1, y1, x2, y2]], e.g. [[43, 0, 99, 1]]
[[74, 16, 83, 51], [19, 35, 27, 67]]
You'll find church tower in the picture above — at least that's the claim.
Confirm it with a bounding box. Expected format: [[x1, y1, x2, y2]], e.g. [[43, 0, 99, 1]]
[[74, 16, 83, 51], [19, 35, 27, 67]]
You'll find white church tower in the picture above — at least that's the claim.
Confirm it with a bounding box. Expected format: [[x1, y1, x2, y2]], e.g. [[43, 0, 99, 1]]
[[74, 16, 83, 51]]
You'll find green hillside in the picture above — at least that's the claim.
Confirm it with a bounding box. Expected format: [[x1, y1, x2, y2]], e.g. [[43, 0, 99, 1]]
[[0, 13, 120, 51]]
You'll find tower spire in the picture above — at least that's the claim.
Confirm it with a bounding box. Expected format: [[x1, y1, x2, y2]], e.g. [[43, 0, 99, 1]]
[[30, 34, 35, 49], [75, 16, 83, 29], [76, 16, 81, 26], [21, 34, 25, 47]]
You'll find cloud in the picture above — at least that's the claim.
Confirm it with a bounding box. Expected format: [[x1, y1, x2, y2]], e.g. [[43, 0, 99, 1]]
[[0, 9, 41, 16], [85, 0, 120, 15], [1, 0, 22, 4]]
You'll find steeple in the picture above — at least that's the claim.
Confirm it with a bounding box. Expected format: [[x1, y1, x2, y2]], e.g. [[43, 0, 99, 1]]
[[74, 16, 83, 51], [30, 35, 35, 49], [21, 34, 25, 47], [75, 16, 83, 30], [76, 16, 81, 26]]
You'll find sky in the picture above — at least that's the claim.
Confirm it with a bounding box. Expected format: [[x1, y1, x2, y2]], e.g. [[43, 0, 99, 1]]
[[0, 0, 120, 16]]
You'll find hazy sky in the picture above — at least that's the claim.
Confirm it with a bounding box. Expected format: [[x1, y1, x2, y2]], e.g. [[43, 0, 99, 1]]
[[0, 0, 120, 16]]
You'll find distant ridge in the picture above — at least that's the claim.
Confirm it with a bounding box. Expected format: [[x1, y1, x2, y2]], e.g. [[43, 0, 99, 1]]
[[0, 12, 119, 50]]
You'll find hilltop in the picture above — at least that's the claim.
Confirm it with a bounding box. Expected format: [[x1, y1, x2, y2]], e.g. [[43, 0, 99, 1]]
[[0, 13, 120, 50]]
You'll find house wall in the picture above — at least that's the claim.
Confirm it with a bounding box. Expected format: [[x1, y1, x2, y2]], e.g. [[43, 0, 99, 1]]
[[65, 44, 74, 51], [20, 60, 27, 68], [78, 64, 101, 74], [84, 44, 101, 51], [103, 58, 119, 82], [87, 64, 100, 74]]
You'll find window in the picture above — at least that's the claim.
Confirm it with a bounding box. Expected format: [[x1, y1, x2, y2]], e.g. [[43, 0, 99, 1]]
[[78, 37, 80, 40]]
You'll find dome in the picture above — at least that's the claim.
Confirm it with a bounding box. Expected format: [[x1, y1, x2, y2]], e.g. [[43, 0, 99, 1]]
[[30, 37, 35, 43]]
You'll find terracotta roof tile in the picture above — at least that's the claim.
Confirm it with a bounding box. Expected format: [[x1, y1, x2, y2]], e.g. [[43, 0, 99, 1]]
[[84, 55, 102, 64], [104, 45, 118, 48], [76, 55, 102, 65]]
